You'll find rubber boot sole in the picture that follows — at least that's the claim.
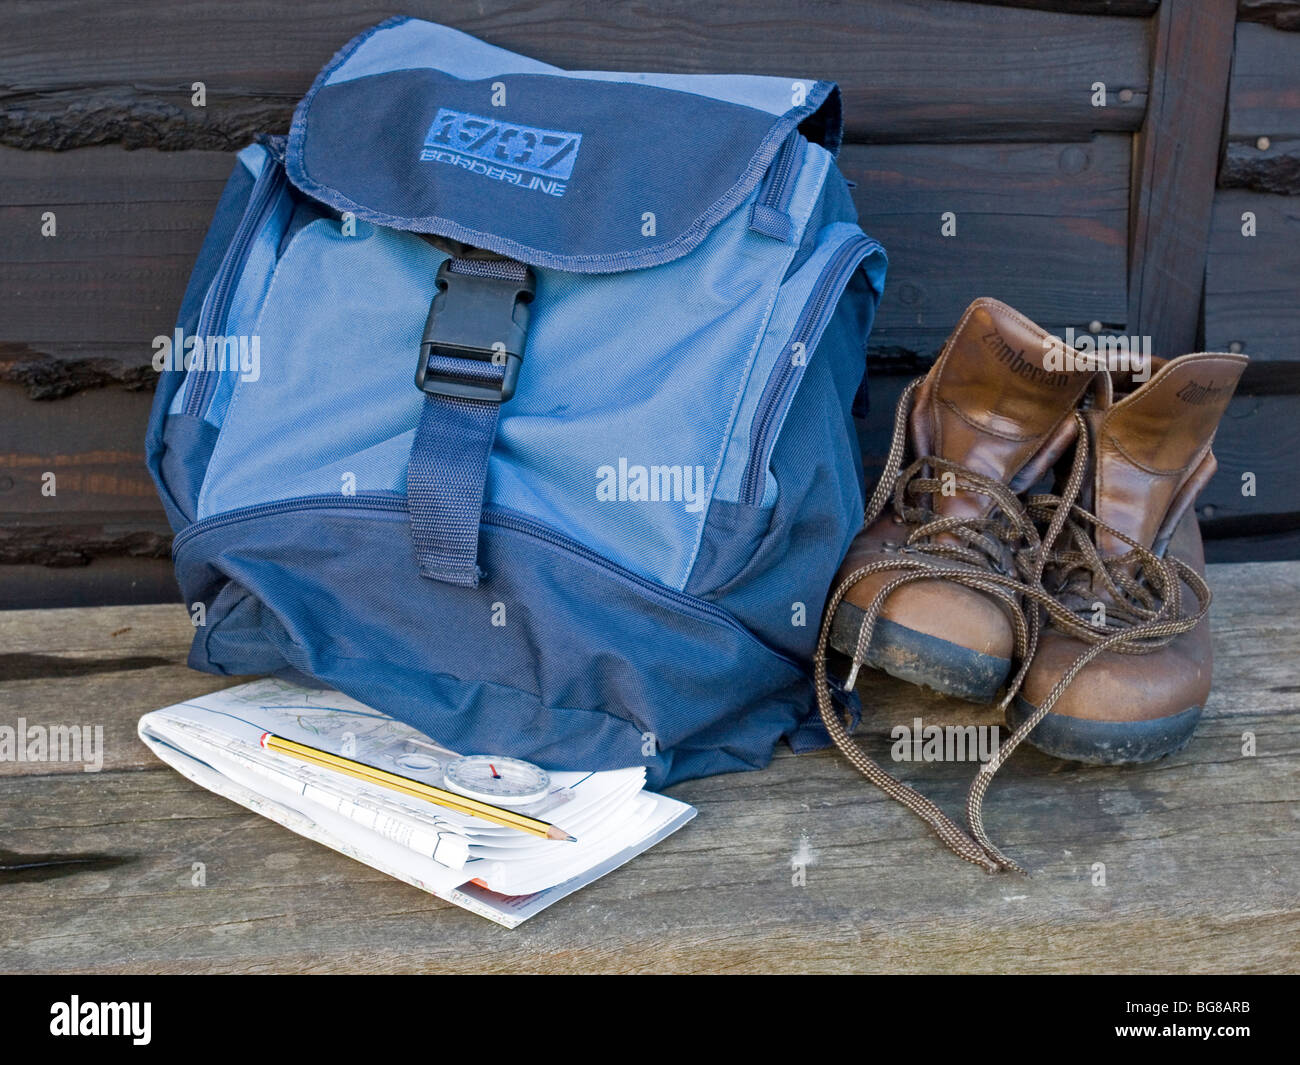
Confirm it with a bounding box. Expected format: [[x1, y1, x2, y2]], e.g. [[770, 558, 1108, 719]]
[[1008, 695, 1201, 764], [829, 600, 1011, 703]]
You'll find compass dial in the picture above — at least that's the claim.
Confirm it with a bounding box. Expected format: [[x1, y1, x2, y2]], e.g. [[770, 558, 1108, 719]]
[[442, 755, 551, 806]]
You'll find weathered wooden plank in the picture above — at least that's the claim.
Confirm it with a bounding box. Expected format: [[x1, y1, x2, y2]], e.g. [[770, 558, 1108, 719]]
[[1, 734, 1287, 975], [1197, 394, 1300, 520], [0, 382, 171, 583], [1238, 0, 1300, 31], [0, 604, 244, 775], [0, 517, 171, 567], [1220, 24, 1300, 194], [0, 385, 163, 518], [0, 146, 232, 359], [0, 0, 1149, 151], [844, 136, 1130, 360], [1203, 189, 1300, 360], [0, 142, 227, 396], [0, 602, 192, 655], [1204, 524, 1300, 562], [0, 575, 1296, 973], [0, 558, 180, 611], [970, 0, 1156, 12], [1127, 0, 1237, 357]]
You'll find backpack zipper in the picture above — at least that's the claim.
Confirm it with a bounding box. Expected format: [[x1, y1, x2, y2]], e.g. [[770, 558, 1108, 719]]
[[171, 494, 403, 556], [749, 134, 802, 241], [169, 493, 803, 669], [764, 134, 801, 213], [739, 234, 881, 505], [482, 508, 756, 635], [181, 160, 289, 418]]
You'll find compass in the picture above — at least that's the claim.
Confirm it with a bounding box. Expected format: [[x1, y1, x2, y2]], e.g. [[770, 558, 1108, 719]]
[[442, 755, 551, 806]]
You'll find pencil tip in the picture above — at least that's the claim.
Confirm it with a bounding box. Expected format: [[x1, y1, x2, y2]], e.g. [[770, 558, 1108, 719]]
[[566, 835, 578, 843]]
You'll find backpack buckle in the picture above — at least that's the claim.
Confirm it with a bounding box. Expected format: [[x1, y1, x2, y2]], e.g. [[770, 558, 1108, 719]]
[[415, 258, 536, 402]]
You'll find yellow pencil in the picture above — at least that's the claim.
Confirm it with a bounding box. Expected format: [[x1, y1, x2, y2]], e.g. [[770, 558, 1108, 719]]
[[259, 732, 576, 841]]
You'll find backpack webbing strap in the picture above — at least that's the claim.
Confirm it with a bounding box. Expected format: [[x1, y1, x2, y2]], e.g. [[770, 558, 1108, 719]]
[[407, 255, 534, 587]]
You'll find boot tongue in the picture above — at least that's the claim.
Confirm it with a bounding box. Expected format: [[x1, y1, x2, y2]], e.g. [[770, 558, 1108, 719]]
[[1093, 353, 1248, 555], [913, 298, 1096, 522]]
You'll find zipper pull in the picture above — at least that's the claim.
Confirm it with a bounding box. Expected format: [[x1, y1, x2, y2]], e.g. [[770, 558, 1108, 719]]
[[749, 133, 802, 243]]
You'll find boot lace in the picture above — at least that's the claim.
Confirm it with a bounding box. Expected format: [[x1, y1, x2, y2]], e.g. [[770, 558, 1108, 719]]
[[814, 378, 1212, 873]]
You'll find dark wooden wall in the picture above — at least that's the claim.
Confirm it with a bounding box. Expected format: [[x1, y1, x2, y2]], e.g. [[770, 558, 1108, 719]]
[[1, 0, 1298, 608]]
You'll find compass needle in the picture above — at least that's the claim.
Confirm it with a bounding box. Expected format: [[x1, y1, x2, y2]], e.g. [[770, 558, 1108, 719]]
[[443, 755, 550, 807]]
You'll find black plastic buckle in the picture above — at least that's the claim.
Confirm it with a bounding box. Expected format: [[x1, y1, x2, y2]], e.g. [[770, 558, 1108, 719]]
[[415, 259, 536, 402]]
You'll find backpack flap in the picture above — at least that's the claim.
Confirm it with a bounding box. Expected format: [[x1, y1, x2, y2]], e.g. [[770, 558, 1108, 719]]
[[285, 16, 842, 272], [274, 16, 848, 590]]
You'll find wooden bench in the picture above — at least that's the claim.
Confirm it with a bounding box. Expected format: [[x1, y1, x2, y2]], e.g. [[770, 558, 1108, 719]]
[[3, 559, 1297, 973]]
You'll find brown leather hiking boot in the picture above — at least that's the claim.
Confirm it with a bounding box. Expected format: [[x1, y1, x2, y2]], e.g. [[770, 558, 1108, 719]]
[[1008, 351, 1249, 763], [814, 323, 1245, 873], [827, 298, 1097, 701]]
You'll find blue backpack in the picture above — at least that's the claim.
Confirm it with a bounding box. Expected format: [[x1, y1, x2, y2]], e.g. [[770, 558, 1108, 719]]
[[146, 17, 887, 787]]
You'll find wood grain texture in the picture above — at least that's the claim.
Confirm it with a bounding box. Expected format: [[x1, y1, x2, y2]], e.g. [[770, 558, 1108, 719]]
[[1196, 394, 1300, 520], [1203, 189, 1300, 359], [0, 558, 180, 611], [1219, 24, 1300, 194], [0, 0, 1149, 151], [845, 136, 1130, 360], [1127, 0, 1237, 356], [0, 519, 171, 567], [0, 604, 246, 776], [0, 576, 1297, 974], [0, 383, 172, 589], [1237, 0, 1300, 31], [1202, 525, 1300, 562], [0, 146, 232, 357], [0, 386, 163, 518], [970, 0, 1156, 12]]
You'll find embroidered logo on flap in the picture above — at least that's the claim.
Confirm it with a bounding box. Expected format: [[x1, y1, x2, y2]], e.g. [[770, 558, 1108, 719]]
[[420, 108, 582, 197]]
